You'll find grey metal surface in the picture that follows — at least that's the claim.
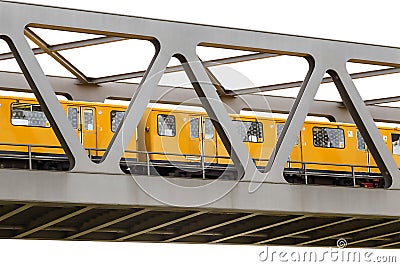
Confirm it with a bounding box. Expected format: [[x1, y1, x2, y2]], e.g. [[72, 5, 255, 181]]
[[364, 96, 400, 105], [227, 67, 400, 96]]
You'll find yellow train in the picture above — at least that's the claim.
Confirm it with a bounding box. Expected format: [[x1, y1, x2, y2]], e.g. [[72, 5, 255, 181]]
[[1, 95, 400, 188]]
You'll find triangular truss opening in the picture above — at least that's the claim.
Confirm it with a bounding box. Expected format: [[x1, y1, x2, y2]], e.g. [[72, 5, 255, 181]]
[[265, 63, 399, 188], [24, 26, 156, 84], [0, 27, 158, 173], [0, 38, 70, 170]]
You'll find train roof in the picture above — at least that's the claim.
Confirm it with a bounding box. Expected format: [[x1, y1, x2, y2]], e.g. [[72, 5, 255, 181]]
[[2, 94, 400, 131], [0, 95, 128, 109]]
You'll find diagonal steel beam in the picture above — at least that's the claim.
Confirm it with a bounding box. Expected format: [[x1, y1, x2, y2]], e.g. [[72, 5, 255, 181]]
[[0, 204, 33, 222], [24, 28, 89, 84], [115, 211, 206, 241], [2, 31, 280, 86], [228, 67, 400, 96], [377, 236, 400, 248], [14, 206, 93, 238], [89, 52, 277, 84], [298, 218, 400, 246], [254, 217, 356, 245], [66, 208, 151, 240], [349, 230, 400, 246], [364, 96, 400, 105], [209, 215, 308, 244], [164, 213, 259, 242], [43, 226, 127, 233], [0, 36, 124, 60]]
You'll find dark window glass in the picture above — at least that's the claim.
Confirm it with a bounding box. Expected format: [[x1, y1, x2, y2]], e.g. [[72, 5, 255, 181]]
[[313, 127, 345, 148], [157, 114, 176, 136], [68, 107, 78, 129], [232, 120, 263, 143], [190, 117, 199, 138], [357, 130, 366, 151], [111, 110, 125, 132], [392, 133, 400, 155], [11, 103, 50, 128], [204, 118, 214, 139], [83, 108, 94, 131]]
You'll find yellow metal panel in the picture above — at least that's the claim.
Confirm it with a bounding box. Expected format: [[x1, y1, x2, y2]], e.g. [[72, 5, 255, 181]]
[[301, 122, 368, 173]]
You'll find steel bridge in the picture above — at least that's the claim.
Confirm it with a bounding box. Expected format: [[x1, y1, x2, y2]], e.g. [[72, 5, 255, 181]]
[[0, 1, 399, 248]]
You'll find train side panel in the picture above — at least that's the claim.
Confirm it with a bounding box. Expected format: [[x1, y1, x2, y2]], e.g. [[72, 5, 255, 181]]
[[2, 98, 63, 155], [301, 122, 368, 173], [368, 128, 400, 173], [95, 105, 137, 160], [216, 115, 277, 167], [389, 128, 400, 168], [142, 109, 189, 163]]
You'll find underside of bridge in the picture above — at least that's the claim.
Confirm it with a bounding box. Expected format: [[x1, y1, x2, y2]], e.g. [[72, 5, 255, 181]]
[[1, 202, 400, 248], [0, 169, 398, 248]]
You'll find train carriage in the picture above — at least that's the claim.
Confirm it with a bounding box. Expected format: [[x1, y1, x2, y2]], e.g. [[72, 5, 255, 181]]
[[1, 94, 400, 188], [0, 96, 137, 170]]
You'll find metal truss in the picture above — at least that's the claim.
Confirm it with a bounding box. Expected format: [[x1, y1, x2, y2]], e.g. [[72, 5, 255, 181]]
[[0, 1, 400, 189], [1, 27, 399, 97]]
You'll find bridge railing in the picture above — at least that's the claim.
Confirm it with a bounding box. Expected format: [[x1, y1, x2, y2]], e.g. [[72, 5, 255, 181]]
[[0, 142, 383, 187]]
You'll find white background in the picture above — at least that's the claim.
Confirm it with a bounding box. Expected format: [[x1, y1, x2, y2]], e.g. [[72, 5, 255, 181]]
[[1, 0, 400, 266]]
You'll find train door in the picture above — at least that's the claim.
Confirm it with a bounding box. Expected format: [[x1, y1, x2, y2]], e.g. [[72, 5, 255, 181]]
[[67, 105, 97, 157], [367, 128, 390, 174], [354, 130, 369, 173], [188, 116, 217, 164]]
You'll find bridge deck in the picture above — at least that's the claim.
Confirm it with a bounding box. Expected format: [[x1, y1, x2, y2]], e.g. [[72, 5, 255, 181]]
[[0, 169, 398, 248]]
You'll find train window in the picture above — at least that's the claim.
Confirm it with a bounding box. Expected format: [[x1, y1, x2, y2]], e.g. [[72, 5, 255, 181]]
[[111, 110, 125, 132], [232, 120, 263, 143], [83, 108, 94, 131], [357, 130, 366, 150], [157, 114, 176, 137], [68, 107, 78, 129], [190, 117, 199, 138], [391, 133, 400, 155], [313, 127, 345, 149], [204, 118, 214, 139], [11, 103, 50, 128], [276, 123, 299, 145]]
